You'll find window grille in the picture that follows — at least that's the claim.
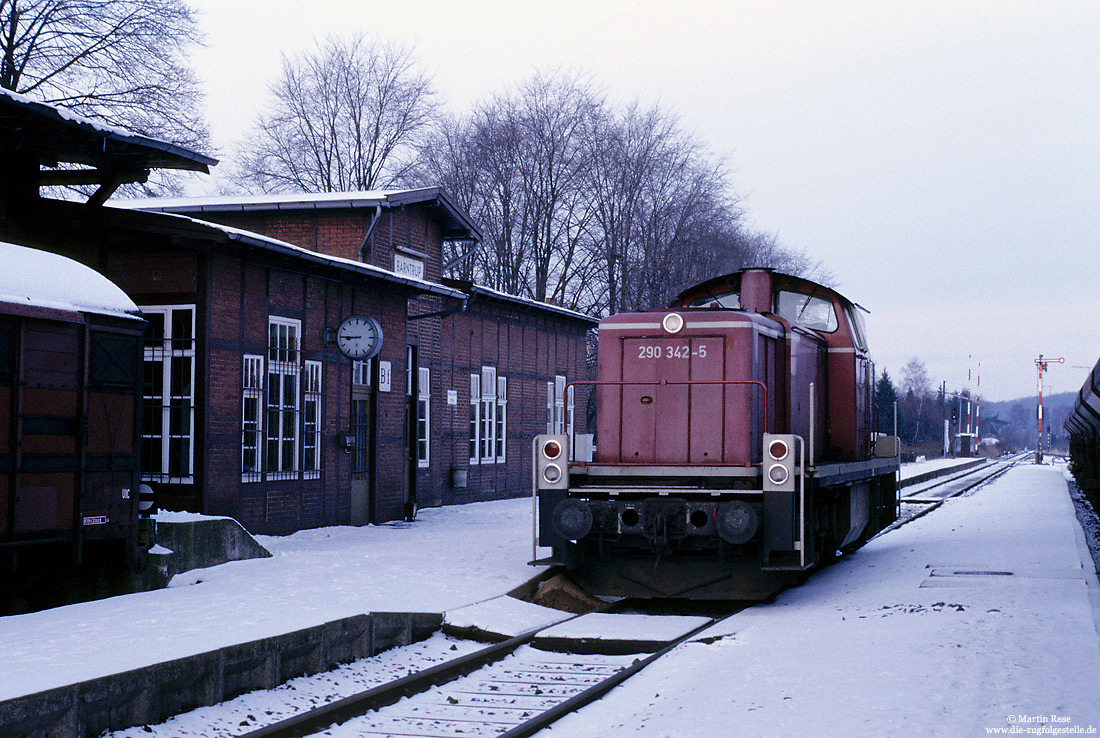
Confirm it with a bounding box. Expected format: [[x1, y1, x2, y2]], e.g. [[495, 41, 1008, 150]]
[[242, 355, 264, 482], [141, 305, 195, 484], [304, 360, 322, 478], [469, 373, 480, 465], [417, 367, 430, 467], [266, 317, 301, 479]]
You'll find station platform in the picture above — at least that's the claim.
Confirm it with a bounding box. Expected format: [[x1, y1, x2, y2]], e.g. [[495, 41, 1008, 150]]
[[547, 463, 1100, 737], [3, 463, 1098, 737]]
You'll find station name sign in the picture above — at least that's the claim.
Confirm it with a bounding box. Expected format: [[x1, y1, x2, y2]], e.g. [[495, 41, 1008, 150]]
[[394, 253, 425, 281]]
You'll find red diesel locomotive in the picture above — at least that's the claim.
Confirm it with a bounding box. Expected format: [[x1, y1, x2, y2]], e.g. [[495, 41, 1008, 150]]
[[534, 268, 900, 599]]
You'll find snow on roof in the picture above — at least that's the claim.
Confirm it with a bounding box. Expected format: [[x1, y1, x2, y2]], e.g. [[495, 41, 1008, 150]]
[[467, 282, 598, 324], [112, 207, 468, 300], [109, 203, 592, 321], [0, 87, 216, 170], [117, 187, 481, 240], [120, 190, 396, 213], [0, 240, 141, 320]]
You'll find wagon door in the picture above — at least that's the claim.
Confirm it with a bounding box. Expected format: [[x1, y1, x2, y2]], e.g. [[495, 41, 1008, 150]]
[[15, 320, 82, 535]]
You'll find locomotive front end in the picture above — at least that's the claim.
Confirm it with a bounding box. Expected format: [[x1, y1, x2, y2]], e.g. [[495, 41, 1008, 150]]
[[534, 305, 811, 600]]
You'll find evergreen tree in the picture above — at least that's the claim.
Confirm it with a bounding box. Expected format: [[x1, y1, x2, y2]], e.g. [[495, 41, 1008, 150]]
[[875, 370, 902, 437]]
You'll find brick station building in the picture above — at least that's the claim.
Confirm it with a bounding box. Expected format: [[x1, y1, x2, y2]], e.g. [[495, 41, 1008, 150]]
[[116, 191, 597, 531], [1, 90, 596, 536]]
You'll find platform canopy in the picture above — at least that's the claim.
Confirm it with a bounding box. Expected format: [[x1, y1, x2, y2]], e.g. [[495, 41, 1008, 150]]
[[0, 88, 217, 206]]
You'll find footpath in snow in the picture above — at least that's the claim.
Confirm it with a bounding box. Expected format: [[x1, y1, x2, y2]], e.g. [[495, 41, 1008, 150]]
[[545, 463, 1100, 738]]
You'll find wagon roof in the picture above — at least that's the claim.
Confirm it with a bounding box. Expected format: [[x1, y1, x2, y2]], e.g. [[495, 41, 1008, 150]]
[[0, 240, 142, 321]]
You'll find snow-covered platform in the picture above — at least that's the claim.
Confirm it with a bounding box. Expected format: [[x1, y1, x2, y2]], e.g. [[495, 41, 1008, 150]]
[[546, 464, 1100, 737], [900, 455, 986, 485], [0, 498, 543, 703]]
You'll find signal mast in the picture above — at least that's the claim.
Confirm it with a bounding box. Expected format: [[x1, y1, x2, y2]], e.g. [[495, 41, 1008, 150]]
[[1035, 354, 1064, 463]]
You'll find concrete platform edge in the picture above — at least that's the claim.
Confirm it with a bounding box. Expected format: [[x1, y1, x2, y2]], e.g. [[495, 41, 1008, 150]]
[[900, 458, 986, 488], [0, 611, 442, 738]]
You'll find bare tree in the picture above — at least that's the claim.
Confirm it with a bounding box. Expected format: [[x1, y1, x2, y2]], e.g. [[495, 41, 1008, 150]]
[[738, 231, 834, 286], [413, 113, 485, 281], [584, 101, 749, 313], [900, 357, 934, 442], [410, 70, 826, 314], [236, 34, 436, 193], [1, 0, 210, 193]]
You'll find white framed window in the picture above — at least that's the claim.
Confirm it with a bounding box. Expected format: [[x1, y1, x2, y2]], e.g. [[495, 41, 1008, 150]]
[[242, 354, 264, 482], [266, 317, 301, 479], [141, 305, 195, 484], [417, 367, 430, 467], [553, 375, 567, 434], [241, 318, 325, 481], [495, 376, 507, 462], [304, 360, 322, 478], [352, 359, 371, 387], [469, 373, 480, 465], [547, 381, 554, 433], [480, 366, 497, 463]]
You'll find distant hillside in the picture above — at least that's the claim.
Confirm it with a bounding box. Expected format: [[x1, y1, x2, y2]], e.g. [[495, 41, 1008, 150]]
[[979, 391, 1077, 451], [981, 391, 1076, 419]]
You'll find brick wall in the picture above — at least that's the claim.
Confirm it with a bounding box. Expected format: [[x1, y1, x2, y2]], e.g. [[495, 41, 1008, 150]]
[[430, 297, 593, 508]]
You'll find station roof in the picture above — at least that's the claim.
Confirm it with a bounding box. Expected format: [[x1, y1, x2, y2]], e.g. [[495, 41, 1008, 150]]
[[0, 88, 217, 204], [444, 279, 598, 325], [121, 188, 482, 242], [106, 205, 469, 301]]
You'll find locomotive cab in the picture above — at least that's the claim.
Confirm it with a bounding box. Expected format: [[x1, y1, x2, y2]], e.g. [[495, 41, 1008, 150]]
[[534, 268, 899, 600]]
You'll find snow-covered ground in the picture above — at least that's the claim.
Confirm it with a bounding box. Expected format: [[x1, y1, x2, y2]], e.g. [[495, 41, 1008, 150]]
[[4, 461, 1100, 738], [544, 463, 1100, 737], [0, 497, 541, 701]]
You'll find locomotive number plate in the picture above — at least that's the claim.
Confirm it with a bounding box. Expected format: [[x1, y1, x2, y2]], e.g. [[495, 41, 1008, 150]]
[[636, 343, 708, 359]]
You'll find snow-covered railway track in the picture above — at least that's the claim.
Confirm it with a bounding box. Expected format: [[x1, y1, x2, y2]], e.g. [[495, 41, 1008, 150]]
[[886, 457, 1021, 532], [903, 457, 1017, 500], [240, 609, 723, 738]]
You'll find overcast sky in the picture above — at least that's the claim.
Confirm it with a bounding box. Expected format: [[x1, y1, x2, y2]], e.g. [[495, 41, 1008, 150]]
[[186, 0, 1100, 403]]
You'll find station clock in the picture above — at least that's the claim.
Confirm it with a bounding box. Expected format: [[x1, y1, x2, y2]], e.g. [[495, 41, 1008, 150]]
[[335, 315, 383, 360]]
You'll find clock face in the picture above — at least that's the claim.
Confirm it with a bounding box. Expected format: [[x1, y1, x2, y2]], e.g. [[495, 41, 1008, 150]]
[[336, 315, 383, 360]]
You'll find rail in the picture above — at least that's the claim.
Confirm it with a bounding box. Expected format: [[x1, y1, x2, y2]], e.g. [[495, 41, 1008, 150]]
[[238, 604, 728, 738]]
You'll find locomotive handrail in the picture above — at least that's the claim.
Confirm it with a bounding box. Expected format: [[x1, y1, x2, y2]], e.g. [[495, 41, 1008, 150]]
[[564, 379, 769, 464]]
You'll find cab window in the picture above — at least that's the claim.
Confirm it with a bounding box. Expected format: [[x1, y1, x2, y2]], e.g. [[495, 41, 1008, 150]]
[[776, 291, 838, 332], [846, 304, 869, 351], [687, 290, 740, 309]]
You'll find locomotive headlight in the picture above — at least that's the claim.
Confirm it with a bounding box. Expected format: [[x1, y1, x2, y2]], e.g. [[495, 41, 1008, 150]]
[[543, 463, 563, 484], [662, 312, 684, 334], [542, 438, 562, 460], [763, 433, 797, 492], [768, 463, 789, 486], [535, 433, 569, 489]]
